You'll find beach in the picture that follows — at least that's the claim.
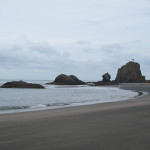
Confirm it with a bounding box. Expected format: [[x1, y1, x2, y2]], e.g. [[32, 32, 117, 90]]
[[0, 83, 150, 150]]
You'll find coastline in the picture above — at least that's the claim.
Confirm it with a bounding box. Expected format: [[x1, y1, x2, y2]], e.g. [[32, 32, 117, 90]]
[[0, 83, 150, 150], [0, 85, 137, 114]]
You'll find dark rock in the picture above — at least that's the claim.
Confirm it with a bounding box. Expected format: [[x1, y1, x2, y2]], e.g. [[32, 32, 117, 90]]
[[94, 80, 119, 86], [1, 81, 45, 89], [102, 72, 111, 82], [115, 61, 145, 83], [50, 74, 85, 85], [87, 72, 118, 86]]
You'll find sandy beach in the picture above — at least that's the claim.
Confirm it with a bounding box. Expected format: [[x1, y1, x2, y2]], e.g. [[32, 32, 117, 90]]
[[0, 83, 150, 150]]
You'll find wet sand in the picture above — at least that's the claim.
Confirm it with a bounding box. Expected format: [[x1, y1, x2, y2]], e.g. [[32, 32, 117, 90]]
[[0, 83, 150, 150]]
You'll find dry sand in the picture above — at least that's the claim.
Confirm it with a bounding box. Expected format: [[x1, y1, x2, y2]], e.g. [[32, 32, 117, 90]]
[[0, 83, 150, 150]]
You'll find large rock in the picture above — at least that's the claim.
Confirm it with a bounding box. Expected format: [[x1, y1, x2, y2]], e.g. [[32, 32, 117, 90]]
[[51, 74, 85, 85], [115, 61, 145, 83], [1, 81, 45, 89], [102, 72, 111, 82]]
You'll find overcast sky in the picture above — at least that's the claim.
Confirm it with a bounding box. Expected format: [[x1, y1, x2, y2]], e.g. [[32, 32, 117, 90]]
[[0, 0, 150, 81]]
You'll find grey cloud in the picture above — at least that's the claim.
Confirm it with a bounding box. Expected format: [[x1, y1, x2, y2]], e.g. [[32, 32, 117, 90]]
[[83, 47, 94, 52], [0, 38, 92, 80], [0, 38, 71, 70], [100, 43, 124, 53], [132, 40, 141, 43], [0, 38, 149, 80], [73, 40, 91, 46]]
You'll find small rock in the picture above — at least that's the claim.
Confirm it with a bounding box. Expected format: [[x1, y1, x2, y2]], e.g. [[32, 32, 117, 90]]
[[102, 72, 111, 82]]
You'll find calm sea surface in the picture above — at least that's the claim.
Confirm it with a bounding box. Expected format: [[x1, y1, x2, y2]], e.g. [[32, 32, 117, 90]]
[[0, 80, 138, 114]]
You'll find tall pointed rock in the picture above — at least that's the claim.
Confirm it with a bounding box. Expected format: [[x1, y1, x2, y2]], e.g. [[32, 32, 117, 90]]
[[115, 61, 145, 83]]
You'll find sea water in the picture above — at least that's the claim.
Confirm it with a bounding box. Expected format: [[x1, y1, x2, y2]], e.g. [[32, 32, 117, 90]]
[[0, 80, 138, 114]]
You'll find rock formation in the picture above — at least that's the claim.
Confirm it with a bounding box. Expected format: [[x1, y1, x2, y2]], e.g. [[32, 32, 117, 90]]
[[50, 74, 85, 85], [102, 72, 111, 82], [90, 73, 118, 86], [115, 61, 145, 83], [1, 81, 45, 89]]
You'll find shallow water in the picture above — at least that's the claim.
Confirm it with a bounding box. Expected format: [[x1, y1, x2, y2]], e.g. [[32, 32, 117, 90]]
[[0, 80, 138, 114]]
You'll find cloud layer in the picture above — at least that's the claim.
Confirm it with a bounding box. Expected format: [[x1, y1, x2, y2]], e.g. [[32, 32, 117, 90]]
[[0, 36, 149, 80], [0, 0, 150, 80]]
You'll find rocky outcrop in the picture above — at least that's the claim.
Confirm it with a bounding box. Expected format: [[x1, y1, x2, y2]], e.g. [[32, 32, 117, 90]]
[[115, 61, 145, 83], [102, 72, 111, 82], [94, 80, 118, 86], [49, 74, 85, 85], [88, 73, 118, 86], [1, 81, 45, 89]]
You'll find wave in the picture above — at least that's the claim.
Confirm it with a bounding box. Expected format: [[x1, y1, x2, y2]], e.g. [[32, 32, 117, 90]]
[[0, 91, 143, 112], [0, 86, 142, 114], [0, 102, 71, 112], [0, 106, 30, 111], [46, 103, 70, 106]]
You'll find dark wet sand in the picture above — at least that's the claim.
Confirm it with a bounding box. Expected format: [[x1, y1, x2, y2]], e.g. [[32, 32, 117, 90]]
[[0, 83, 150, 150]]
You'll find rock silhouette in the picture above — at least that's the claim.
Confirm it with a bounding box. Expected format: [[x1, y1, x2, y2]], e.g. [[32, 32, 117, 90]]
[[102, 72, 111, 82], [115, 61, 145, 83], [51, 74, 85, 85], [1, 81, 45, 89]]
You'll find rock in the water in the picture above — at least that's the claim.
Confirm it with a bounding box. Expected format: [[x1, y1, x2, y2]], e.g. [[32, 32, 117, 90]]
[[115, 61, 145, 83], [102, 72, 111, 82], [94, 80, 118, 86], [1, 81, 45, 89], [51, 74, 85, 85]]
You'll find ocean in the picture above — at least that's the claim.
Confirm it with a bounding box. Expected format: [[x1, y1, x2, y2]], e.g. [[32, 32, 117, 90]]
[[0, 80, 138, 114]]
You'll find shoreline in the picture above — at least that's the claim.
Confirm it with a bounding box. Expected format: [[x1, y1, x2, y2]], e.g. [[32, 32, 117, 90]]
[[0, 85, 141, 115], [1, 84, 149, 117], [0, 83, 150, 150]]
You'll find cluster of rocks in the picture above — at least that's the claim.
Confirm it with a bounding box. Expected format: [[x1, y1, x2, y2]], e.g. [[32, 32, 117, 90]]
[[1, 61, 148, 88], [94, 73, 118, 86], [90, 61, 146, 86]]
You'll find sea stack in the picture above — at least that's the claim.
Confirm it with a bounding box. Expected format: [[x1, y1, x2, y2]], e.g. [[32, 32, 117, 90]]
[[115, 61, 145, 83], [50, 74, 85, 85], [1, 81, 45, 89], [102, 72, 111, 82]]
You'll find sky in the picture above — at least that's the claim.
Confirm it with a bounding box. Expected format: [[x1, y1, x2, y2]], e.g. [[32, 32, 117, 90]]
[[0, 0, 150, 81]]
